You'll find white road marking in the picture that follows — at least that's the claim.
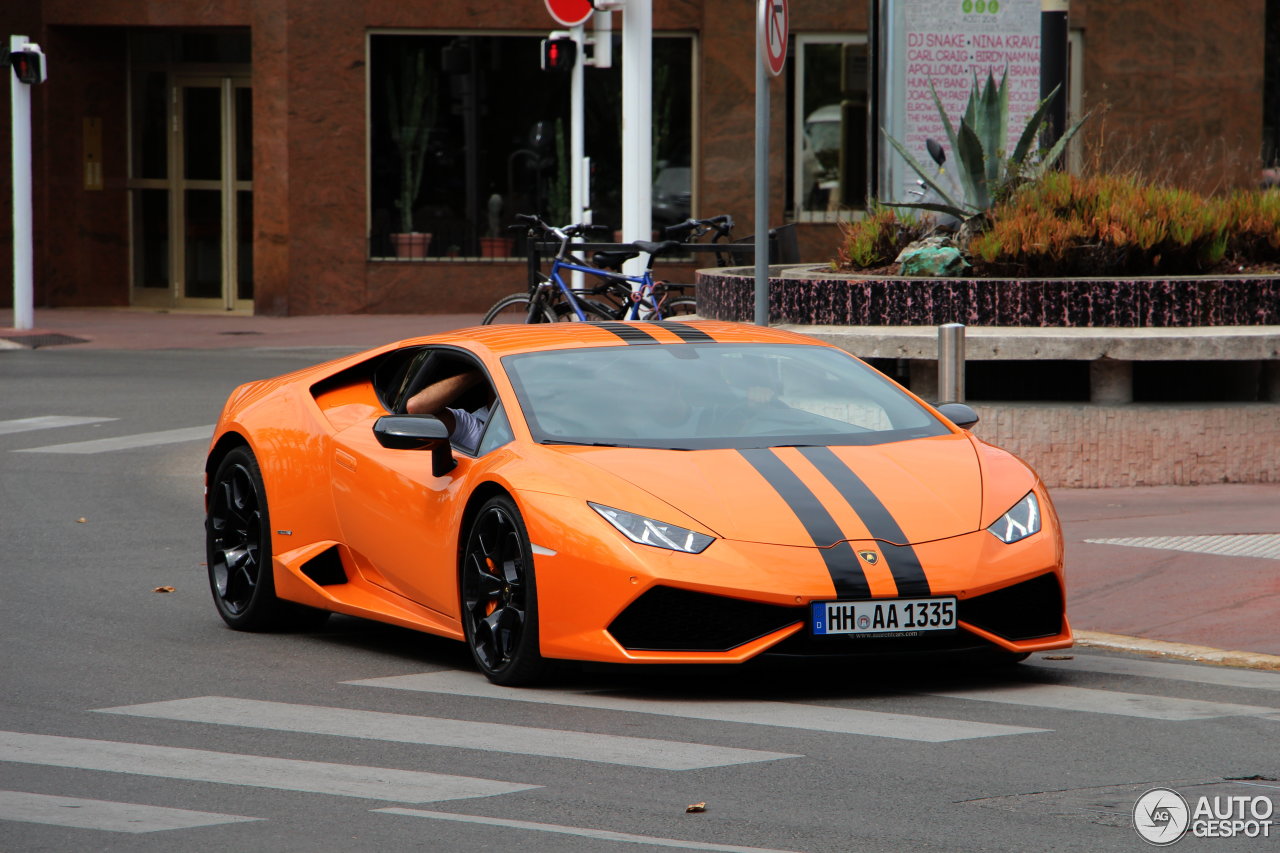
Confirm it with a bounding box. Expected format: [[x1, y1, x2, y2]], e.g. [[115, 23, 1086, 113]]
[[14, 425, 213, 454], [0, 790, 260, 833], [1085, 534, 1280, 561], [922, 683, 1278, 720], [0, 415, 117, 436], [1029, 653, 1280, 692], [0, 731, 537, 803], [97, 696, 796, 769], [376, 808, 804, 852], [347, 670, 1047, 743]]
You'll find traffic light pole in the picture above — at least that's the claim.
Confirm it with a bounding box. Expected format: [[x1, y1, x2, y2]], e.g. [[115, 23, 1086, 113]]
[[620, 0, 652, 278], [10, 35, 35, 331], [753, 16, 770, 326], [570, 24, 586, 292]]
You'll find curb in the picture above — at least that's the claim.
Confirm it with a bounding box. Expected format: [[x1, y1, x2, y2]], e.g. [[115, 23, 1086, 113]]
[[1075, 631, 1280, 672]]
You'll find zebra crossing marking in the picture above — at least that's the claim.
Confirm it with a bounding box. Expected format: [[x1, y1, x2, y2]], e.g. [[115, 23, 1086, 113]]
[[14, 425, 213, 454], [0, 415, 116, 436], [0, 731, 538, 803], [96, 696, 798, 769], [376, 807, 804, 852], [0, 790, 260, 833], [1028, 653, 1280, 692], [346, 670, 1048, 742], [1085, 534, 1280, 561], [921, 682, 1278, 720]]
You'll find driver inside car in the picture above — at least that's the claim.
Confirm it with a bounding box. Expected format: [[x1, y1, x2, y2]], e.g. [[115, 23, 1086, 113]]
[[405, 369, 495, 450]]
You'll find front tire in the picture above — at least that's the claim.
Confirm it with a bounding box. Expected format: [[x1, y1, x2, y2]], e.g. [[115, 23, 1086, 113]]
[[482, 292, 556, 324], [206, 446, 328, 631], [460, 495, 548, 685]]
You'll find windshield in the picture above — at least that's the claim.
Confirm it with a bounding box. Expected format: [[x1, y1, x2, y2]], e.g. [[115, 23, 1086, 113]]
[[503, 344, 949, 450]]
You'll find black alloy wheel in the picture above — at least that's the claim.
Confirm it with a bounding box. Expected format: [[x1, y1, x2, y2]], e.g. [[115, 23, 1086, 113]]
[[461, 495, 548, 685], [206, 446, 327, 630]]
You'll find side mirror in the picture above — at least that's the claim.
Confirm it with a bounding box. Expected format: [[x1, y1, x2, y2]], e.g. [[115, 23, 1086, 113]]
[[935, 402, 979, 429], [373, 415, 457, 477]]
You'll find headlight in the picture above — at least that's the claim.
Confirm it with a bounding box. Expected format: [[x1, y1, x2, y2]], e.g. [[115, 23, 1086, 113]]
[[588, 502, 714, 554], [988, 492, 1041, 544]]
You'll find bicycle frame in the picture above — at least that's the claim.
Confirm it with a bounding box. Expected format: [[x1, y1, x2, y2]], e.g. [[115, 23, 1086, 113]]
[[546, 257, 665, 321]]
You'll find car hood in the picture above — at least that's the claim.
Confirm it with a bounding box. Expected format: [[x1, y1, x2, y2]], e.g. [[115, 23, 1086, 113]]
[[560, 434, 983, 547]]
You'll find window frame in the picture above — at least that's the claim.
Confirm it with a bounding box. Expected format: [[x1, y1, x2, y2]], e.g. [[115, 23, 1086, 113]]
[[364, 28, 700, 262], [791, 32, 870, 224]]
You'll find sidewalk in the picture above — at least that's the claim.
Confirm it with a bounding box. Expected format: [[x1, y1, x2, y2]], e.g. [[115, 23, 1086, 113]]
[[5, 307, 1279, 664]]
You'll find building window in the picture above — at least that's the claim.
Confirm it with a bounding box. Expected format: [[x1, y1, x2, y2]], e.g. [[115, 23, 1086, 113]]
[[368, 32, 694, 260], [791, 34, 869, 222]]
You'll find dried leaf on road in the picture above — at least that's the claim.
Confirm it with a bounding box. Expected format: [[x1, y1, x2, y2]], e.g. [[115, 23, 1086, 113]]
[[685, 802, 707, 813], [76, 517, 87, 523], [153, 586, 176, 594]]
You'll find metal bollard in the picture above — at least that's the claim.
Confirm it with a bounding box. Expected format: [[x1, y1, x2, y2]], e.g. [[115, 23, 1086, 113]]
[[937, 323, 965, 403]]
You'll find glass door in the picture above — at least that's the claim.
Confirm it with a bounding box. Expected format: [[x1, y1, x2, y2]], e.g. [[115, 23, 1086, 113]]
[[129, 75, 252, 310]]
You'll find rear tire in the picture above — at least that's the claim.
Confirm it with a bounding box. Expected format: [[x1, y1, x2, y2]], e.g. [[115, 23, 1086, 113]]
[[659, 296, 698, 318]]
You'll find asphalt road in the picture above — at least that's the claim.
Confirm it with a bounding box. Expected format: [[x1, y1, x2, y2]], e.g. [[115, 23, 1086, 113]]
[[2, 347, 1277, 852]]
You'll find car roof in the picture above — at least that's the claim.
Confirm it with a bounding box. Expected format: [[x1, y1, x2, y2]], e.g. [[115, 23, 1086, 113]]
[[393, 321, 831, 360]]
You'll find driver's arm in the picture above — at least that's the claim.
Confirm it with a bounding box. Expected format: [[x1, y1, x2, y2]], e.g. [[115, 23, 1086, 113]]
[[405, 371, 483, 428]]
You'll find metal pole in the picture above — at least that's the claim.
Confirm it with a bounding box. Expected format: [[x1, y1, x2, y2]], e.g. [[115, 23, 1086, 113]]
[[1040, 0, 1069, 149], [11, 35, 35, 331], [937, 323, 965, 403], [570, 24, 585, 292], [621, 0, 652, 281], [753, 2, 770, 326]]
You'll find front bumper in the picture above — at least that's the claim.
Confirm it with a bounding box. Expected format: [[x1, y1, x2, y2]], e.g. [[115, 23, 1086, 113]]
[[521, 492, 1071, 664]]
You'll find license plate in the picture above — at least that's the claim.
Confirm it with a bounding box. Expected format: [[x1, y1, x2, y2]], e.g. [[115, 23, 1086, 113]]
[[811, 597, 957, 636]]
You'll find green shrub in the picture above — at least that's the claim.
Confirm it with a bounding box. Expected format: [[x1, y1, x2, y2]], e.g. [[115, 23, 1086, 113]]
[[834, 173, 1280, 276], [835, 206, 929, 270]]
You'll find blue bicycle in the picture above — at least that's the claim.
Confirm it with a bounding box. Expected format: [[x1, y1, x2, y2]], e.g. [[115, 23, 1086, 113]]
[[482, 214, 723, 324]]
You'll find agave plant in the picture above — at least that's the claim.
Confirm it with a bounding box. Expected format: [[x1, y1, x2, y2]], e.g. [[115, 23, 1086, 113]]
[[885, 70, 1087, 228]]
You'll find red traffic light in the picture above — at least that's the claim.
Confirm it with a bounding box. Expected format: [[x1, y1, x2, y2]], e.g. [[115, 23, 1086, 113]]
[[8, 46, 47, 85], [540, 37, 576, 72]]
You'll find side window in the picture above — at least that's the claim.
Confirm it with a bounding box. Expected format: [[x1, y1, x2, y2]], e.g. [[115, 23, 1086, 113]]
[[476, 403, 514, 456], [792, 35, 869, 222]]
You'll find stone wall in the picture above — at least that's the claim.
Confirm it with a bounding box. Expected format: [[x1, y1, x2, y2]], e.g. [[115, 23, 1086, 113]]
[[698, 267, 1280, 327], [971, 402, 1280, 488]]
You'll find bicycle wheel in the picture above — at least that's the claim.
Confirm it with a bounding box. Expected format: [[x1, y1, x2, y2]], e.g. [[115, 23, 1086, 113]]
[[658, 296, 698, 318], [482, 292, 557, 324]]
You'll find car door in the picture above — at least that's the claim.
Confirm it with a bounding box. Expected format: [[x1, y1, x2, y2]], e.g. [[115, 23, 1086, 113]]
[[329, 348, 494, 618]]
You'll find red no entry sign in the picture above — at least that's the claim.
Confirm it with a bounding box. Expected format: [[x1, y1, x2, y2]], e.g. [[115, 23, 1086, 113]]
[[758, 0, 788, 76], [545, 0, 594, 27]]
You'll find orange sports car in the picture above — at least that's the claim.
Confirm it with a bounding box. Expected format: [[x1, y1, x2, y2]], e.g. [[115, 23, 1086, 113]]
[[204, 321, 1070, 684]]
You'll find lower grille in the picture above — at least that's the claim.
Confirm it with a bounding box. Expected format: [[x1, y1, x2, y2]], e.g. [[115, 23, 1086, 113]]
[[607, 586, 803, 652], [959, 572, 1064, 641]]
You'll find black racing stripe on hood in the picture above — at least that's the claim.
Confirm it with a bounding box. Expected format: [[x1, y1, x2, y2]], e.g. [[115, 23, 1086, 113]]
[[798, 446, 932, 596], [591, 322, 661, 344], [739, 448, 871, 598], [653, 322, 715, 342]]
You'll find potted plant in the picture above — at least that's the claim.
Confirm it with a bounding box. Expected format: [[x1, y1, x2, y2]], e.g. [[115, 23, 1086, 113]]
[[385, 40, 436, 258]]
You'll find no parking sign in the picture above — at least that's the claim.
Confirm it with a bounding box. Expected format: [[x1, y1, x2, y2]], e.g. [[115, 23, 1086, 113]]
[[758, 0, 788, 76], [544, 0, 593, 27]]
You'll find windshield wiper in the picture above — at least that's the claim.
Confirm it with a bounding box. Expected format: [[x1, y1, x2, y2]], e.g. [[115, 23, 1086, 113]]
[[542, 439, 626, 447]]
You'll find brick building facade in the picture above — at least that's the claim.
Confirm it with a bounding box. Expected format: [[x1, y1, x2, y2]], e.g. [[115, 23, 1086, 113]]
[[1, 1, 1273, 316]]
